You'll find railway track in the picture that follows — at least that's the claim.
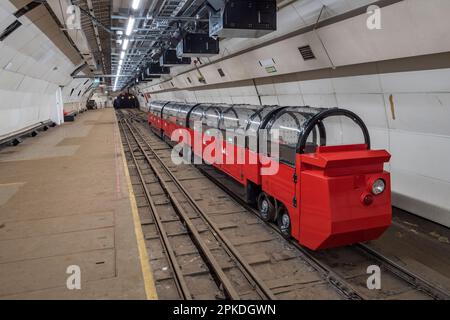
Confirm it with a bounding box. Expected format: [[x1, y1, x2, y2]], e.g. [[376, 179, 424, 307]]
[[119, 114, 275, 300], [197, 160, 450, 300], [117, 109, 449, 300], [117, 110, 353, 300]]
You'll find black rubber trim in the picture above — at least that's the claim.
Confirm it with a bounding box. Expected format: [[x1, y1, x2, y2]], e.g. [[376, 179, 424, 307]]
[[219, 106, 240, 130], [202, 105, 222, 130], [296, 108, 370, 154], [185, 103, 202, 128]]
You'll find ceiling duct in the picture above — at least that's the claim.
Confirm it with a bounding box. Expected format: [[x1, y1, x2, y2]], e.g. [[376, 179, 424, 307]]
[[147, 63, 171, 75], [207, 0, 277, 38], [176, 33, 219, 57], [160, 49, 191, 66], [142, 70, 161, 79], [71, 0, 112, 81]]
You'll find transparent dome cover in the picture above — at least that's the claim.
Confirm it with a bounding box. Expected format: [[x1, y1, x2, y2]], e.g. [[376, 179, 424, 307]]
[[149, 100, 168, 116], [182, 103, 370, 164]]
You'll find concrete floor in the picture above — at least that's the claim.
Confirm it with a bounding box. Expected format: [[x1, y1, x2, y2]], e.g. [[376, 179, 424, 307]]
[[0, 109, 149, 299]]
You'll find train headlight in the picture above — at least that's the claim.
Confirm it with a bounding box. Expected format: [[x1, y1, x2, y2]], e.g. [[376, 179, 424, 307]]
[[372, 179, 385, 195]]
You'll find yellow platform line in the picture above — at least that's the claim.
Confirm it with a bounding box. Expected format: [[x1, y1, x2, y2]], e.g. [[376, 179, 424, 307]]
[[117, 120, 158, 300]]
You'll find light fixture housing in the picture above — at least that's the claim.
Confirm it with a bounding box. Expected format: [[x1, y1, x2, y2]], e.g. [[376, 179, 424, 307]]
[[371, 179, 386, 195]]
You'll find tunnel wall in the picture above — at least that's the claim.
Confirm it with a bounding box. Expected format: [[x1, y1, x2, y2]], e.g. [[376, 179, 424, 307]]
[[0, 1, 91, 137]]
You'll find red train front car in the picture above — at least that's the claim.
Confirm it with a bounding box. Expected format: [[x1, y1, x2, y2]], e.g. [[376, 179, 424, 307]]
[[146, 101, 392, 250], [297, 144, 391, 249]]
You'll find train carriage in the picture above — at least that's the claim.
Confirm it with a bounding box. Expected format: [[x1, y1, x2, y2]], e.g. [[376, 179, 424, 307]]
[[161, 102, 183, 141], [187, 104, 224, 168], [260, 107, 391, 249], [148, 100, 169, 136], [145, 100, 392, 250], [218, 105, 259, 185]]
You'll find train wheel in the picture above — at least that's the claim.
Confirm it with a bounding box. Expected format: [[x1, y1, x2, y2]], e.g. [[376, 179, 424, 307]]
[[257, 193, 275, 222], [276, 206, 291, 239]]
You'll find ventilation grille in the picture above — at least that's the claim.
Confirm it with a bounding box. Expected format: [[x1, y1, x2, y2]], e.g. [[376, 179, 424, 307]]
[[0, 20, 22, 41], [217, 68, 225, 77], [298, 45, 316, 61]]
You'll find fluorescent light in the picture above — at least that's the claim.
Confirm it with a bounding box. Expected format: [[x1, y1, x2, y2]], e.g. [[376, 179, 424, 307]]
[[120, 51, 125, 59], [119, 59, 123, 66], [132, 0, 141, 10], [122, 38, 129, 50], [113, 74, 119, 91], [125, 16, 135, 36]]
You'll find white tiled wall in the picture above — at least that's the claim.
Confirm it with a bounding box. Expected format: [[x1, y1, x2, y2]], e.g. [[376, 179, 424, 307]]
[[0, 1, 90, 137], [148, 68, 450, 227]]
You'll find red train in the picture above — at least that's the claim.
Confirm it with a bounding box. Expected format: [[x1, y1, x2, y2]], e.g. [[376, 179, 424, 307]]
[[146, 101, 391, 250]]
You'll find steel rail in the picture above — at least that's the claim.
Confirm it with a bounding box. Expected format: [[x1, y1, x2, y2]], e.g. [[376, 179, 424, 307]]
[[195, 165, 366, 301], [124, 109, 361, 300], [357, 243, 450, 300], [130, 120, 277, 300], [118, 117, 192, 299], [195, 159, 450, 301], [121, 117, 241, 300]]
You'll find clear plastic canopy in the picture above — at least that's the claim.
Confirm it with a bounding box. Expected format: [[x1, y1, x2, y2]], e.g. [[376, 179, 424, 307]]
[[149, 100, 168, 116], [265, 107, 369, 165], [150, 101, 370, 165]]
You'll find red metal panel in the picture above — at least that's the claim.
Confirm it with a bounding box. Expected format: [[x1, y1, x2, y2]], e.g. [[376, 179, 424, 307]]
[[261, 159, 295, 203], [244, 150, 262, 185], [261, 158, 296, 208], [149, 117, 154, 129], [297, 150, 392, 250], [221, 140, 246, 184], [162, 117, 182, 140]]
